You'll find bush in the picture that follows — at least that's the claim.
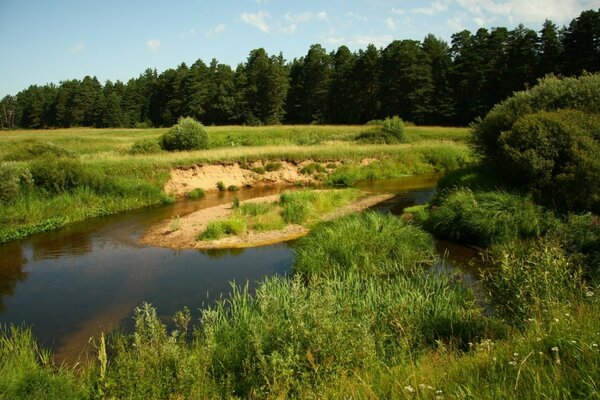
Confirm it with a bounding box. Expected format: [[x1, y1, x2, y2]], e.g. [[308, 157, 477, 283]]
[[498, 109, 600, 212], [264, 161, 283, 172], [422, 188, 556, 247], [300, 162, 326, 175], [381, 116, 406, 141], [295, 211, 435, 279], [30, 158, 87, 194], [186, 188, 205, 199], [472, 73, 600, 213], [129, 139, 162, 155], [357, 116, 406, 144], [198, 217, 247, 241], [473, 73, 600, 164], [160, 117, 208, 151], [557, 213, 600, 281], [0, 162, 33, 203]]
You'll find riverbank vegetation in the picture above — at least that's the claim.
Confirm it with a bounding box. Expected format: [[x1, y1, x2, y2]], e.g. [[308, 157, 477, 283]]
[[1, 69, 599, 399], [0, 124, 471, 244], [198, 189, 361, 241]]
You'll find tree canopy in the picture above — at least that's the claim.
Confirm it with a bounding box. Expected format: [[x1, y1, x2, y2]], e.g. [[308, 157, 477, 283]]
[[2, 9, 599, 130]]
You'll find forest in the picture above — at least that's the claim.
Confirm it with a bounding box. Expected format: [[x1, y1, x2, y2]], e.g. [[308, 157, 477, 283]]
[[1, 9, 599, 129]]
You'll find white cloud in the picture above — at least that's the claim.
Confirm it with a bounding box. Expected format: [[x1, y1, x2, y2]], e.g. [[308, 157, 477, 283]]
[[69, 42, 85, 54], [412, 1, 449, 15], [255, 0, 268, 4], [455, 0, 598, 24], [206, 23, 226, 37], [352, 34, 394, 48], [188, 28, 197, 35], [391, 7, 405, 15], [145, 39, 161, 51], [385, 17, 396, 31], [240, 11, 270, 33], [281, 11, 328, 35], [346, 11, 368, 21]]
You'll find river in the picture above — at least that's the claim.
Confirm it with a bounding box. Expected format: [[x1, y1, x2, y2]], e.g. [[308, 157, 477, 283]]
[[0, 174, 480, 362]]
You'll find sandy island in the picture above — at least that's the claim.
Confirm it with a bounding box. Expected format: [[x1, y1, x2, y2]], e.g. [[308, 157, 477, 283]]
[[140, 192, 395, 250]]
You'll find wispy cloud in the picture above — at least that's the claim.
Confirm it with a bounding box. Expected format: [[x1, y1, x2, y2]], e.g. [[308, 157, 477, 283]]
[[455, 0, 596, 25], [412, 1, 449, 15], [206, 23, 226, 37], [145, 39, 161, 52], [352, 34, 393, 48], [281, 11, 328, 34], [240, 11, 270, 33], [391, 7, 405, 15], [385, 17, 396, 31], [69, 42, 85, 54]]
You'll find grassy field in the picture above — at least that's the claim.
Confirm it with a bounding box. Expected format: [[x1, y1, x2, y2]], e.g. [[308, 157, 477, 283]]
[[0, 125, 472, 243]]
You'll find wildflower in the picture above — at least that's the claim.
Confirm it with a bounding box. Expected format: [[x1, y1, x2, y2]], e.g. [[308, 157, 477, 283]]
[[404, 385, 415, 393], [509, 361, 517, 366], [436, 390, 443, 394], [513, 352, 519, 357], [592, 343, 598, 347], [492, 357, 497, 361], [554, 318, 559, 322], [551, 347, 559, 352]]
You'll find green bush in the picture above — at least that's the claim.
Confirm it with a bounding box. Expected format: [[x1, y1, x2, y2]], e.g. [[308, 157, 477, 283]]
[[482, 240, 584, 325], [30, 158, 87, 194], [160, 117, 208, 151], [198, 217, 247, 241], [423, 188, 556, 247], [186, 188, 205, 199], [0, 162, 33, 203], [264, 161, 283, 172], [473, 73, 600, 164], [300, 162, 326, 175], [357, 116, 406, 144], [557, 213, 600, 281], [129, 139, 162, 155], [295, 212, 435, 279], [498, 109, 600, 212]]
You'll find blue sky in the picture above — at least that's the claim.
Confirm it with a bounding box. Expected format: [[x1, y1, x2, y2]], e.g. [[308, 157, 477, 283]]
[[1, 0, 598, 97]]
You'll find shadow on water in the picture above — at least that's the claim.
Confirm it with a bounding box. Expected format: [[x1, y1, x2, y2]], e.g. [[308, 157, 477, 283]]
[[0, 174, 480, 363]]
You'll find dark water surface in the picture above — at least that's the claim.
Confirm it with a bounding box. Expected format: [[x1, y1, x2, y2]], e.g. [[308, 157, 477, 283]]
[[0, 174, 478, 362]]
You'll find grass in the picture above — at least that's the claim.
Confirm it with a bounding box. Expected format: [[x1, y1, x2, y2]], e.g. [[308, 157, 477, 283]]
[[197, 189, 362, 241]]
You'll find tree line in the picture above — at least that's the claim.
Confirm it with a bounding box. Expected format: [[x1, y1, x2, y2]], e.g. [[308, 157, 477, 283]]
[[1, 9, 599, 129]]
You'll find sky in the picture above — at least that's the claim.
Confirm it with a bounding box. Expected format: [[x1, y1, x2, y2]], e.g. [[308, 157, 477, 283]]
[[1, 0, 599, 97]]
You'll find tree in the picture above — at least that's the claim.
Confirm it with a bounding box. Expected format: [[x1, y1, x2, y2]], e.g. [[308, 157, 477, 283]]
[[562, 9, 600, 75], [422, 35, 455, 124], [330, 46, 356, 123], [351, 44, 381, 123], [539, 19, 563, 76]]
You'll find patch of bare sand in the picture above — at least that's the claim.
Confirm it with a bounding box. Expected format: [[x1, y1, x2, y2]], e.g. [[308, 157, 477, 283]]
[[163, 159, 367, 198], [140, 192, 395, 250]]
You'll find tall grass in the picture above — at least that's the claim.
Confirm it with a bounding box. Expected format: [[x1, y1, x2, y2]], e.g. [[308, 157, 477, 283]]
[[421, 188, 557, 247], [295, 211, 436, 279]]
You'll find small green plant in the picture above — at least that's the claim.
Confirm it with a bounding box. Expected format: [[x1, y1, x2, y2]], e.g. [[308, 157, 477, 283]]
[[30, 157, 87, 194], [264, 161, 283, 172], [198, 217, 247, 240], [227, 185, 239, 192], [239, 202, 272, 216], [300, 162, 326, 175], [232, 197, 240, 209], [169, 215, 181, 231], [160, 116, 208, 151], [216, 181, 225, 191], [186, 188, 205, 199], [129, 139, 162, 155], [251, 166, 266, 175], [5, 142, 74, 161]]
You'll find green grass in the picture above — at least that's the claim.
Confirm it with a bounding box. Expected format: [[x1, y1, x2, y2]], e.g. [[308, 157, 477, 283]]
[[197, 189, 362, 241], [420, 187, 557, 247], [0, 126, 470, 243]]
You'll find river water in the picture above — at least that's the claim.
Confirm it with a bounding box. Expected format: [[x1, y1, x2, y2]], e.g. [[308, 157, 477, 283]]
[[0, 174, 480, 362]]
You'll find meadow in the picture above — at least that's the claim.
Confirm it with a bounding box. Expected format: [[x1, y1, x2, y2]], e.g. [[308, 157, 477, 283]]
[[0, 124, 472, 243]]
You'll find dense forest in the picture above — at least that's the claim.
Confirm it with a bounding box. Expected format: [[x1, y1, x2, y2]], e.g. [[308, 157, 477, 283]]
[[1, 9, 599, 129]]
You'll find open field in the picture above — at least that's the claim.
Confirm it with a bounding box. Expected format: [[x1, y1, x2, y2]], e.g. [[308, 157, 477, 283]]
[[0, 125, 472, 243]]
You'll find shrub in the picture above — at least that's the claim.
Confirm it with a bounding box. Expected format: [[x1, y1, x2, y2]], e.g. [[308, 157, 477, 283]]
[[216, 181, 225, 191], [0, 162, 33, 203], [227, 185, 239, 192], [300, 162, 326, 175], [30, 158, 87, 194], [473, 74, 600, 164], [198, 217, 247, 241], [498, 109, 600, 212], [381, 116, 406, 141], [129, 139, 162, 155], [556, 213, 600, 281], [239, 202, 273, 216], [264, 161, 283, 172], [295, 211, 435, 279], [186, 188, 205, 199], [423, 188, 556, 247], [160, 117, 208, 151], [357, 116, 406, 144], [251, 166, 266, 174]]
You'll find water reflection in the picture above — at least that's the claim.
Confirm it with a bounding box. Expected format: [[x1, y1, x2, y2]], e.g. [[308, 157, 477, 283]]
[[0, 176, 446, 362], [0, 241, 28, 311]]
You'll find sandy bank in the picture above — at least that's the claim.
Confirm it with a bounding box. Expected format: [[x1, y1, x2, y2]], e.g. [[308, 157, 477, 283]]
[[140, 192, 395, 250]]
